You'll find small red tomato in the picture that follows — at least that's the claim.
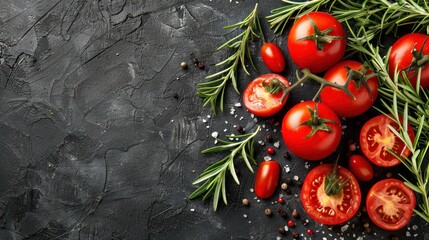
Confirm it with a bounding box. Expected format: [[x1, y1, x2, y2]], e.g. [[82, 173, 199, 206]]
[[254, 160, 281, 199], [260, 42, 286, 73], [243, 74, 290, 117], [348, 154, 374, 181], [388, 33, 429, 88]]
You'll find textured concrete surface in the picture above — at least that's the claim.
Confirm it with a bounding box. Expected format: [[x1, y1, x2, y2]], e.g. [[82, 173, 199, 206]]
[[0, 1, 427, 239]]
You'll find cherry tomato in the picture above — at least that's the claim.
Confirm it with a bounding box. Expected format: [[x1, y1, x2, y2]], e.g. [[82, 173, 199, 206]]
[[348, 154, 374, 181], [260, 42, 286, 73], [254, 160, 280, 198], [287, 12, 346, 73], [366, 179, 416, 231], [320, 60, 379, 117], [243, 74, 290, 117], [360, 114, 415, 167], [281, 101, 341, 160], [388, 33, 429, 88], [301, 164, 361, 225]]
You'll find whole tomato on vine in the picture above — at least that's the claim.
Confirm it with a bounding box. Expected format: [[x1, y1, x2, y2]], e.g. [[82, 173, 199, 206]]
[[281, 101, 341, 160]]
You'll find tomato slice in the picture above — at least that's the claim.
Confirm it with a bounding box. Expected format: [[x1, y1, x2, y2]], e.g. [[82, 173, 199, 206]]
[[366, 179, 416, 231], [360, 114, 414, 167], [243, 74, 290, 117], [301, 164, 361, 225]]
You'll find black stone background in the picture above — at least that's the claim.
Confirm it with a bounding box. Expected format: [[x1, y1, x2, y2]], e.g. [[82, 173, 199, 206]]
[[0, 0, 428, 239]]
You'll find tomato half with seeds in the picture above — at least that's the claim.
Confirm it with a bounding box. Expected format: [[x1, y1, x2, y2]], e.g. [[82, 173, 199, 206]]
[[260, 42, 286, 73], [301, 164, 361, 225], [366, 179, 416, 231], [243, 74, 290, 117], [281, 101, 341, 160], [320, 60, 379, 118], [288, 12, 346, 73], [388, 33, 429, 88], [254, 160, 280, 199], [360, 114, 415, 167]]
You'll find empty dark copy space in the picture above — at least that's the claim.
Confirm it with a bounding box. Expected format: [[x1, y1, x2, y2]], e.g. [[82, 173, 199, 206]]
[[0, 1, 428, 239]]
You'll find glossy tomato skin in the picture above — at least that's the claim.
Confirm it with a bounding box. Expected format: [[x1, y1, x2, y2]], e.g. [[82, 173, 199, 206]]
[[320, 60, 379, 117], [388, 33, 429, 88], [260, 42, 286, 73], [348, 154, 374, 181], [281, 101, 341, 160], [243, 74, 290, 117], [360, 114, 415, 167], [287, 12, 346, 73], [367, 179, 416, 231], [254, 160, 280, 199], [301, 164, 361, 225]]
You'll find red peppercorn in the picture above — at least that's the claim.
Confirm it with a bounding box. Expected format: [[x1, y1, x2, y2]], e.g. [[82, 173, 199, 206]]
[[287, 220, 295, 227], [267, 147, 275, 155], [307, 229, 314, 235], [277, 197, 284, 204]]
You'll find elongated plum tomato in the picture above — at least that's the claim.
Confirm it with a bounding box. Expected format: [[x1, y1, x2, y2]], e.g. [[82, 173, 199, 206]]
[[260, 42, 286, 73], [287, 12, 346, 73], [388, 33, 429, 88], [243, 74, 290, 117], [366, 179, 416, 231], [281, 101, 341, 160], [360, 114, 415, 167], [254, 160, 280, 198], [320, 60, 379, 117], [301, 164, 361, 225], [348, 154, 374, 181]]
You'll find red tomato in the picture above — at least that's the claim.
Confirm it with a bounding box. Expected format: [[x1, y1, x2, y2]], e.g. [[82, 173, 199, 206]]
[[287, 12, 346, 73], [388, 33, 429, 88], [320, 60, 379, 117], [243, 74, 290, 117], [360, 114, 415, 167], [348, 154, 374, 181], [366, 179, 416, 231], [301, 164, 361, 225], [254, 160, 280, 198], [260, 42, 286, 73], [281, 101, 341, 160]]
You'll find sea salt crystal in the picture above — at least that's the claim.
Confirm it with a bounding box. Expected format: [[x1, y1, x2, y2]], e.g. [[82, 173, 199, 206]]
[[190, 208, 195, 212], [412, 225, 418, 230], [239, 116, 244, 120], [406, 231, 411, 237], [202, 119, 207, 123], [264, 156, 272, 161], [225, 121, 228, 124], [253, 118, 258, 123], [284, 166, 290, 173], [243, 214, 247, 218], [341, 225, 349, 232], [250, 188, 254, 192], [211, 131, 219, 138], [229, 134, 235, 140], [293, 175, 299, 180], [214, 140, 218, 145], [273, 141, 280, 148], [234, 102, 242, 107], [207, 115, 211, 119], [258, 140, 265, 146]]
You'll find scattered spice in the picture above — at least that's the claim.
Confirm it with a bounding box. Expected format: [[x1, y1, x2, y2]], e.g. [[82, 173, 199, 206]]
[[277, 197, 284, 204], [278, 226, 286, 235], [198, 62, 205, 70], [264, 208, 273, 216], [306, 229, 314, 236], [287, 220, 295, 227], [281, 183, 288, 190], [295, 180, 303, 187], [180, 61, 188, 69], [292, 231, 299, 239], [275, 206, 288, 218], [236, 125, 244, 133], [292, 209, 300, 218], [242, 198, 250, 206], [172, 92, 179, 99], [265, 134, 273, 143], [386, 172, 393, 178], [282, 151, 291, 160], [285, 178, 292, 185], [267, 147, 275, 155]]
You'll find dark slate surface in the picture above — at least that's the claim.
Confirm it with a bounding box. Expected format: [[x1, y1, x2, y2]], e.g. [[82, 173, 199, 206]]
[[0, 1, 428, 239]]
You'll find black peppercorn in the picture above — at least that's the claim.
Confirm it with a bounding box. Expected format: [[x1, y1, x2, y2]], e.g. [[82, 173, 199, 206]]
[[283, 151, 291, 160], [198, 62, 205, 70], [275, 206, 287, 218], [390, 236, 400, 240], [265, 134, 273, 143], [172, 92, 179, 99], [285, 177, 292, 185], [236, 125, 244, 134], [292, 231, 299, 239], [292, 209, 300, 218], [278, 227, 286, 235]]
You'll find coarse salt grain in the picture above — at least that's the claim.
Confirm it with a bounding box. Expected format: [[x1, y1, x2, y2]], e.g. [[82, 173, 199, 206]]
[[258, 140, 265, 146], [235, 102, 242, 107], [273, 141, 280, 148], [284, 166, 290, 173], [293, 175, 299, 180], [264, 156, 272, 161], [211, 132, 219, 138], [341, 225, 349, 232]]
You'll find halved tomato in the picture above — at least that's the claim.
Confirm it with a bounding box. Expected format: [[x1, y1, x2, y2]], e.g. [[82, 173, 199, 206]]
[[360, 114, 415, 167], [301, 164, 361, 225], [366, 179, 416, 231]]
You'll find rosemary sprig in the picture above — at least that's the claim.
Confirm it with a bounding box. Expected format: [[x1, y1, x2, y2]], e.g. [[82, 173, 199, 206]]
[[267, 0, 337, 34], [197, 4, 264, 113], [348, 38, 429, 222], [189, 126, 260, 211]]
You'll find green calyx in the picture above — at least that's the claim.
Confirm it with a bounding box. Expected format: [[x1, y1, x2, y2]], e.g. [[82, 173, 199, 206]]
[[262, 78, 288, 102], [408, 38, 429, 73], [324, 166, 349, 196], [299, 104, 338, 138], [297, 14, 343, 51], [345, 66, 377, 100]]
